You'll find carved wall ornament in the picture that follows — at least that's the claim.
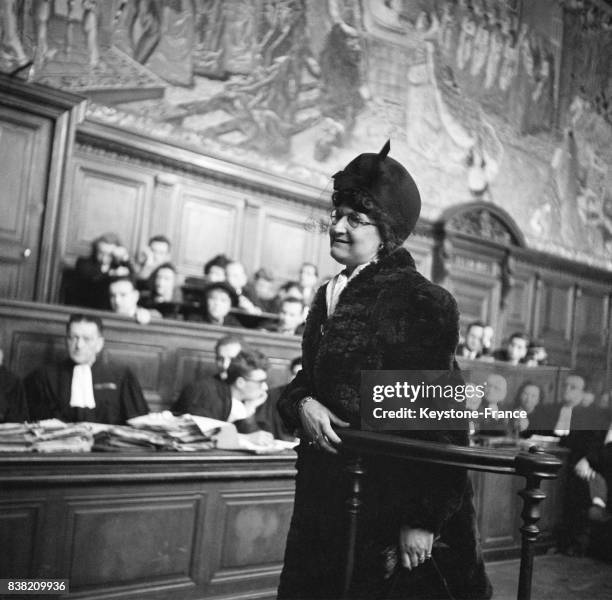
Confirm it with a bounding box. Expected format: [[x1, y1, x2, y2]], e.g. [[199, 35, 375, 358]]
[[446, 207, 522, 246]]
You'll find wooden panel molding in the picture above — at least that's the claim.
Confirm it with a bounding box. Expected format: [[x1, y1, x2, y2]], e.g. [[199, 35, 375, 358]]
[[65, 161, 153, 264], [0, 500, 45, 579], [63, 493, 205, 590]]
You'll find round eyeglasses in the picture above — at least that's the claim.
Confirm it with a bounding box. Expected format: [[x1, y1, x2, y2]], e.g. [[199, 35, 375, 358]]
[[329, 209, 375, 229]]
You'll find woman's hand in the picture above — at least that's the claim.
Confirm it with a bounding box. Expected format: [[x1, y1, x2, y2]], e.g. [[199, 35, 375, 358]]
[[299, 397, 349, 454], [399, 526, 434, 570], [574, 457, 596, 481]]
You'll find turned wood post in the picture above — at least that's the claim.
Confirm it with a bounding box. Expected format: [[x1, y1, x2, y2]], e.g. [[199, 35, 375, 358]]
[[516, 447, 550, 600], [342, 455, 365, 599]]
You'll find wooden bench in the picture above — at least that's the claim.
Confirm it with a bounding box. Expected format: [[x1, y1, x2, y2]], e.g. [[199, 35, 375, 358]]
[[0, 300, 301, 412]]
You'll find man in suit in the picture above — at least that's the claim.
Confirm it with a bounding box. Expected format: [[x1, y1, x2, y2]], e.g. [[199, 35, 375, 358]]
[[173, 349, 273, 444], [25, 314, 149, 425], [456, 321, 485, 360], [492, 332, 529, 365], [549, 374, 607, 555]]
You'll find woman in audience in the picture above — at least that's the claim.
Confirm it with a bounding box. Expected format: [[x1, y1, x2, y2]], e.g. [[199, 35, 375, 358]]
[[140, 263, 182, 318], [512, 381, 548, 437], [195, 282, 242, 327], [270, 280, 303, 314], [277, 142, 491, 599]]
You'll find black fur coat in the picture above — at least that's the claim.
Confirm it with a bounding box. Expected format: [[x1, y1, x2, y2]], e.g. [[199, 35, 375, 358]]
[[277, 248, 491, 600]]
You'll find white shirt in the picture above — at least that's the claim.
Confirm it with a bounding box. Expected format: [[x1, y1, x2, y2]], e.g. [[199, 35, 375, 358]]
[[325, 261, 375, 318], [553, 405, 573, 437], [70, 364, 96, 409]]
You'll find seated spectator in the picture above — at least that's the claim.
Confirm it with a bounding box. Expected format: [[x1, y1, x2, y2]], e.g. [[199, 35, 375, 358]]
[[278, 280, 303, 302], [255, 356, 302, 441], [191, 281, 242, 327], [204, 254, 230, 282], [135, 235, 172, 286], [492, 332, 529, 365], [512, 381, 548, 437], [298, 262, 319, 307], [109, 276, 161, 325], [549, 374, 607, 555], [268, 297, 306, 336], [244, 268, 278, 313], [481, 325, 495, 357], [0, 346, 28, 423], [214, 335, 245, 381], [226, 260, 260, 314], [582, 390, 596, 408], [173, 349, 273, 444], [524, 340, 548, 367], [456, 321, 485, 360], [271, 280, 304, 313], [579, 434, 612, 561], [141, 263, 182, 318], [479, 372, 510, 436], [70, 233, 133, 310], [25, 314, 149, 424]]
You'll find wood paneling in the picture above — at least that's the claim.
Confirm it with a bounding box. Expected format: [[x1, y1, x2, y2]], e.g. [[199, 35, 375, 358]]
[[258, 210, 310, 283], [0, 449, 566, 598], [502, 269, 534, 340], [575, 286, 607, 350], [0, 454, 296, 600], [0, 500, 44, 578], [476, 472, 520, 549], [64, 493, 204, 589], [176, 186, 245, 277], [217, 489, 294, 569], [452, 273, 500, 335], [536, 277, 573, 344], [65, 161, 153, 263]]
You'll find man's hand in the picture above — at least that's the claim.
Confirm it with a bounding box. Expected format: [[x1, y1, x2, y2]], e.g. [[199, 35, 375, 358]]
[[243, 391, 268, 418], [399, 526, 434, 570], [299, 397, 349, 454], [135, 308, 152, 325]]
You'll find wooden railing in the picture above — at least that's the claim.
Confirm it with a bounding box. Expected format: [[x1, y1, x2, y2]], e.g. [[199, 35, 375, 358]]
[[338, 430, 562, 600]]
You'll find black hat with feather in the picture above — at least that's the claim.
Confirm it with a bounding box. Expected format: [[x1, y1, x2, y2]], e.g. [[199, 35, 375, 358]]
[[332, 141, 421, 243]]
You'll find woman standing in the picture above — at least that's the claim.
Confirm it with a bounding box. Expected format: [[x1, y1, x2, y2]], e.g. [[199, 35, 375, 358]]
[[277, 142, 491, 599]]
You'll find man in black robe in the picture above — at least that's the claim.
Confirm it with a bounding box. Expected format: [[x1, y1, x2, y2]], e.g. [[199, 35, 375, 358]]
[[0, 358, 28, 423], [25, 314, 149, 425]]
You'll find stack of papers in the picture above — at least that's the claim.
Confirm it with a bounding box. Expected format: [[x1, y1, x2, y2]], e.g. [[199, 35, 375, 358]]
[[127, 412, 217, 451], [0, 420, 93, 453], [0, 423, 36, 452]]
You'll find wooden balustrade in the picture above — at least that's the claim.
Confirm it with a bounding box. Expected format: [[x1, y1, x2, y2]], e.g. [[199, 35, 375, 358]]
[[338, 430, 562, 600]]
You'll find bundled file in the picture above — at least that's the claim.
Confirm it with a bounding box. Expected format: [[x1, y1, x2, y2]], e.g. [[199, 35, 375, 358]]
[[0, 419, 93, 452]]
